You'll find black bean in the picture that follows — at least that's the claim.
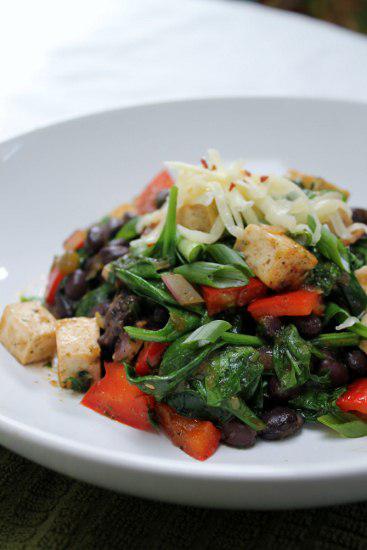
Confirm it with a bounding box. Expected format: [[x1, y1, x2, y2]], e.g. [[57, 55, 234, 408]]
[[53, 290, 75, 319], [221, 420, 257, 449], [318, 357, 349, 387], [259, 316, 284, 338], [352, 208, 367, 225], [292, 315, 322, 337], [155, 189, 170, 209], [346, 350, 367, 377], [107, 217, 124, 238], [258, 346, 273, 371], [85, 225, 109, 253], [98, 292, 141, 352], [267, 376, 303, 403], [99, 243, 129, 265], [152, 306, 169, 328], [260, 407, 304, 441], [64, 269, 87, 300]]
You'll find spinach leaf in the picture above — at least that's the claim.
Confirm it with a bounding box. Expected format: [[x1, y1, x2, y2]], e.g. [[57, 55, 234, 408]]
[[306, 260, 342, 295], [149, 186, 178, 266], [318, 411, 367, 438], [273, 325, 312, 390], [166, 390, 231, 424], [206, 244, 253, 278], [125, 340, 223, 399], [290, 387, 345, 421], [174, 261, 248, 288], [222, 396, 266, 431], [65, 370, 93, 393], [124, 307, 201, 342], [115, 216, 139, 241], [75, 283, 113, 317], [202, 346, 262, 407], [351, 237, 367, 266]]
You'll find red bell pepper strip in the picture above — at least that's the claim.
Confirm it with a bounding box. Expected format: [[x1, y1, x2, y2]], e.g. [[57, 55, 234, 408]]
[[82, 362, 155, 432], [135, 170, 174, 214], [135, 342, 170, 376], [247, 289, 322, 320], [201, 278, 268, 316], [156, 403, 221, 461], [45, 267, 64, 305], [63, 229, 86, 251], [337, 378, 367, 415]]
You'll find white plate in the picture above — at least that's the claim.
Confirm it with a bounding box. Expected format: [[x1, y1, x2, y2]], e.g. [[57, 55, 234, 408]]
[[1, 97, 367, 510]]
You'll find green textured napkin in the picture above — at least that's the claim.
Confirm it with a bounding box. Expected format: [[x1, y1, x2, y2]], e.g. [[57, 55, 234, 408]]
[[0, 445, 366, 550]]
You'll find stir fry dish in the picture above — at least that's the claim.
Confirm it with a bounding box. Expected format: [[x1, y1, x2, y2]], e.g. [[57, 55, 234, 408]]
[[2, 150, 367, 461]]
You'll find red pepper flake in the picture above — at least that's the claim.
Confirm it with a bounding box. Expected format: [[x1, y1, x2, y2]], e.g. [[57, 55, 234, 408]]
[[201, 158, 208, 169], [260, 176, 269, 183], [211, 164, 217, 171], [229, 183, 236, 191], [243, 170, 252, 177]]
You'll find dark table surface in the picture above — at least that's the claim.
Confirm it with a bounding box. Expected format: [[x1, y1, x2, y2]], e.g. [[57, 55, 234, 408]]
[[2, 445, 366, 550]]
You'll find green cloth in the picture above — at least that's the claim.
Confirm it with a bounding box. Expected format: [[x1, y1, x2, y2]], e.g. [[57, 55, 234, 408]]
[[0, 446, 366, 549]]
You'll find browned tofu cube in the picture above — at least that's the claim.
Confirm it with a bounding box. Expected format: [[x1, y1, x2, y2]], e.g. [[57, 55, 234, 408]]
[[0, 301, 56, 365], [236, 224, 318, 291]]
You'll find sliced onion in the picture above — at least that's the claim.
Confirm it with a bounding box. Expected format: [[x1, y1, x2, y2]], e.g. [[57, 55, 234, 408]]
[[162, 273, 204, 306]]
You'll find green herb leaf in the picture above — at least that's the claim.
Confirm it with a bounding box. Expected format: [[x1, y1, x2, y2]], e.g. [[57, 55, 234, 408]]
[[337, 272, 367, 316], [124, 307, 201, 343], [206, 243, 253, 278], [19, 295, 42, 303], [183, 320, 232, 347], [174, 261, 248, 288], [75, 283, 113, 317], [114, 268, 178, 307], [115, 216, 139, 241], [318, 411, 367, 438], [112, 256, 169, 280], [149, 186, 178, 266]]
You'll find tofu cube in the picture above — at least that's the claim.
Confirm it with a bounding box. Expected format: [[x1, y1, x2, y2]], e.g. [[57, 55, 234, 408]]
[[56, 317, 101, 388], [177, 202, 218, 232], [109, 202, 136, 219], [236, 224, 318, 291], [0, 301, 56, 365], [288, 169, 349, 200]]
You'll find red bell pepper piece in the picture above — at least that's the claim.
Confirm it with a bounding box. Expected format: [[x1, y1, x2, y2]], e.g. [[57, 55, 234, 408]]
[[135, 170, 174, 214], [63, 229, 86, 251], [45, 267, 64, 305], [156, 403, 221, 461], [247, 289, 322, 320], [82, 362, 155, 432], [201, 278, 268, 316], [135, 342, 169, 376], [337, 378, 367, 415]]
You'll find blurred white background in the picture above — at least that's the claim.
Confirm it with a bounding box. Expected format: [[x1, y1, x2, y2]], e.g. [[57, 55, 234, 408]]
[[1, 0, 367, 141]]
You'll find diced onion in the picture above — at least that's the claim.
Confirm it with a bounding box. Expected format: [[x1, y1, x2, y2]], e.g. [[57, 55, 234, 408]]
[[161, 273, 204, 306]]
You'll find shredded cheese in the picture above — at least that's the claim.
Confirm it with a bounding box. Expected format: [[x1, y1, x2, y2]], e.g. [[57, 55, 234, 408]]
[[136, 150, 367, 246]]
